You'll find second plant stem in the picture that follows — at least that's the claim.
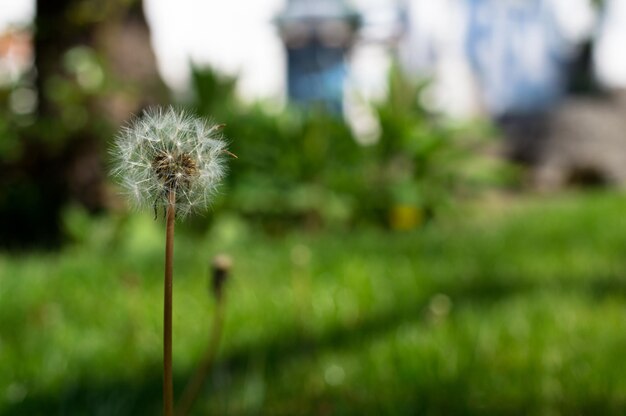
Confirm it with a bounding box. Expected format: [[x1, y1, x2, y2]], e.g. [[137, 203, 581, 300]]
[[176, 293, 226, 416], [164, 190, 176, 416]]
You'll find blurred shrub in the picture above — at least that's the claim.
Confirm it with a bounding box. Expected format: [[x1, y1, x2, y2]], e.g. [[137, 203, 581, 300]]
[[0, 1, 167, 248], [0, 46, 117, 248], [0, 60, 509, 244], [187, 66, 510, 231]]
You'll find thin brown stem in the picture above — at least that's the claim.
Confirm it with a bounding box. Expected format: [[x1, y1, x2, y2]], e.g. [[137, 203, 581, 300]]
[[176, 295, 226, 416], [164, 190, 176, 416]]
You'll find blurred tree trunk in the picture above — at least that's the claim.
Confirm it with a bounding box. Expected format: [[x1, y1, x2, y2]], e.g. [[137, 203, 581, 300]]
[[0, 0, 167, 248]]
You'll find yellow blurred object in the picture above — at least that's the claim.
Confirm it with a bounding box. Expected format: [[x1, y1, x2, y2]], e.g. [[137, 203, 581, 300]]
[[389, 204, 423, 231]]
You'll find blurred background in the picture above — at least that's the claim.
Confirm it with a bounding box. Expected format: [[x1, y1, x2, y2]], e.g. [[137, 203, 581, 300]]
[[2, 0, 626, 414]]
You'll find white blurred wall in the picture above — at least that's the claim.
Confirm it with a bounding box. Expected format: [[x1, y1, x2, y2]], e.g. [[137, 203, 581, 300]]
[[594, 0, 626, 88], [0, 0, 34, 28], [3, 0, 626, 108], [144, 0, 286, 102]]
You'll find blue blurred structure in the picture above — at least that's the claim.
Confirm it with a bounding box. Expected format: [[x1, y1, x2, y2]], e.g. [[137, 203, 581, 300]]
[[276, 0, 360, 114], [400, 0, 596, 119], [465, 0, 572, 116]]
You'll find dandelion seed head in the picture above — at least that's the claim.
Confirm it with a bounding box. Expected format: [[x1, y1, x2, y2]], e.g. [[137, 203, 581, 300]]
[[111, 106, 229, 217]]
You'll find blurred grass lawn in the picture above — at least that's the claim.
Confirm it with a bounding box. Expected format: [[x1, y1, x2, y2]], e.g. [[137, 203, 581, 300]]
[[3, 191, 626, 415]]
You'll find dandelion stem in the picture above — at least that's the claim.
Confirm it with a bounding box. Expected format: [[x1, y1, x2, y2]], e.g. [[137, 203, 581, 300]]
[[164, 190, 176, 416]]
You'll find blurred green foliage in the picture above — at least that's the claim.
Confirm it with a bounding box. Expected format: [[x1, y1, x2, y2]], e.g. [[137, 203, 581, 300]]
[[0, 0, 166, 248], [2, 191, 626, 414], [1, 50, 509, 245], [0, 38, 126, 158], [0, 44, 116, 248], [186, 66, 511, 232]]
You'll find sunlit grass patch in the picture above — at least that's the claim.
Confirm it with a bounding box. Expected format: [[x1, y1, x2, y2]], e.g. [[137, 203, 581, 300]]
[[2, 191, 626, 414]]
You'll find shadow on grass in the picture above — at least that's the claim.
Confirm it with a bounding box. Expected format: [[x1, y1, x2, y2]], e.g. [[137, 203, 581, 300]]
[[4, 273, 626, 415]]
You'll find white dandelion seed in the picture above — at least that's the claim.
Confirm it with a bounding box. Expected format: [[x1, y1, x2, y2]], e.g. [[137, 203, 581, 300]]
[[111, 106, 229, 218]]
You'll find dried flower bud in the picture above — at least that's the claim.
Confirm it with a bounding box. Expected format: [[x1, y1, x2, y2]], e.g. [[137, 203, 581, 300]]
[[211, 254, 232, 300], [111, 107, 229, 217]]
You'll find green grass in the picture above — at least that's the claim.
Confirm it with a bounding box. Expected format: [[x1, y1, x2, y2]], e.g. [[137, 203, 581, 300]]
[[3, 191, 626, 415]]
